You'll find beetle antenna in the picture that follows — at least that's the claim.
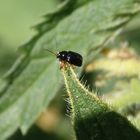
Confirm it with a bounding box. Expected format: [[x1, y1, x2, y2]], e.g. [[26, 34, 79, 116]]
[[44, 48, 57, 56]]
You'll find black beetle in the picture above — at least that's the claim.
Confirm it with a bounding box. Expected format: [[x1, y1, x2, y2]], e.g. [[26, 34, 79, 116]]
[[45, 49, 83, 68], [57, 51, 82, 67]]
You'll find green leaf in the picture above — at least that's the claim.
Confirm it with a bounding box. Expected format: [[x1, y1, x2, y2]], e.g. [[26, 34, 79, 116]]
[[62, 66, 140, 140], [0, 0, 140, 139]]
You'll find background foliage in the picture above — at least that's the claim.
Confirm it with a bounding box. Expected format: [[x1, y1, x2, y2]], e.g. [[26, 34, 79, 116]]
[[0, 0, 140, 140]]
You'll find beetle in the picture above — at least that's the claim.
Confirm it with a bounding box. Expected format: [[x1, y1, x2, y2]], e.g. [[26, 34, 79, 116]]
[[45, 49, 83, 68]]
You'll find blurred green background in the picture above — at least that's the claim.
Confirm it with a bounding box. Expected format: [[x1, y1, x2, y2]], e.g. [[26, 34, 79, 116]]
[[0, 0, 58, 77], [0, 0, 140, 140]]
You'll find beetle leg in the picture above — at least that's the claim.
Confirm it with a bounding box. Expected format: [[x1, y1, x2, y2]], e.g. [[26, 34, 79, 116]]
[[59, 61, 66, 69], [71, 64, 75, 69]]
